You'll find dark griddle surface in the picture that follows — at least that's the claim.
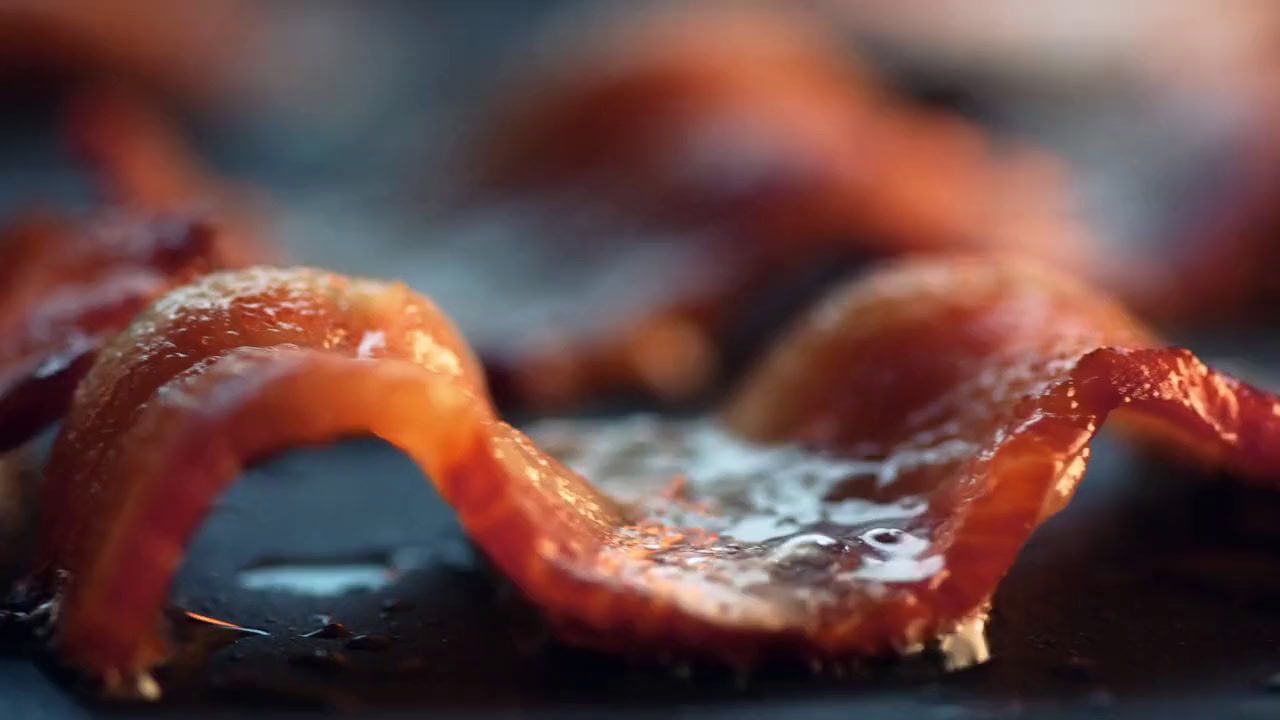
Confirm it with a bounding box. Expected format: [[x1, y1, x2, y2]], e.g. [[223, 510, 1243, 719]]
[[4, 433, 1280, 718]]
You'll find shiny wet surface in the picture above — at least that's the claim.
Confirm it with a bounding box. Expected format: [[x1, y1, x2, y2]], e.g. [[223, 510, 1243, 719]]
[[6, 430, 1280, 718], [531, 416, 950, 633]]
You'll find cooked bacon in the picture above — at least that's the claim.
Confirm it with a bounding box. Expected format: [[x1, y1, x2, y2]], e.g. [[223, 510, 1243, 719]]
[[0, 93, 272, 450], [0, 214, 246, 450], [35, 260, 1280, 695], [35, 268, 497, 688], [67, 89, 210, 212], [65, 88, 267, 267], [476, 5, 1085, 258], [0, 0, 255, 106], [467, 5, 1092, 408], [487, 273, 740, 409], [1147, 133, 1280, 323]]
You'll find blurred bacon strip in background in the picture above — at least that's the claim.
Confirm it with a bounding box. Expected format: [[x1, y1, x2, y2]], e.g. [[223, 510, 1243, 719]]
[[464, 4, 1095, 410], [0, 92, 275, 450]]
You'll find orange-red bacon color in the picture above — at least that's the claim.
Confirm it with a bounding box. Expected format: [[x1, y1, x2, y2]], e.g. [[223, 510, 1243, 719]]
[[469, 5, 1091, 409], [0, 92, 270, 450], [475, 5, 1086, 263], [0, 214, 247, 450], [35, 260, 1280, 694]]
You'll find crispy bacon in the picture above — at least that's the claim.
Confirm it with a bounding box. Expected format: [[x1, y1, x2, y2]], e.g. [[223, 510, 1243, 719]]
[[35, 260, 1280, 695], [468, 5, 1092, 408]]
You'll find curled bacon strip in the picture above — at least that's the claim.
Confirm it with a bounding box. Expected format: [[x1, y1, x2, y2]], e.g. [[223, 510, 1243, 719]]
[[467, 5, 1091, 408], [37, 260, 1280, 693], [38, 268, 501, 685]]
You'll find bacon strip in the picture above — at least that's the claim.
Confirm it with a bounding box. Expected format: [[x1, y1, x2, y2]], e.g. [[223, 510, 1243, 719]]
[[65, 87, 267, 268], [1149, 133, 1280, 323], [0, 0, 254, 106], [475, 6, 1086, 260], [35, 260, 1280, 695], [466, 5, 1092, 408], [0, 93, 271, 449], [0, 214, 243, 450]]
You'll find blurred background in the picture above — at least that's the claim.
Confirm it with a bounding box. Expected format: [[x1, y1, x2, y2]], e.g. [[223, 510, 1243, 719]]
[[2, 0, 1277, 412]]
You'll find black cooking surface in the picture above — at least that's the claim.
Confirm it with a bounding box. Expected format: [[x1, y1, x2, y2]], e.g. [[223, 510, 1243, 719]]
[[2, 2, 1280, 718], [4, 433, 1280, 718]]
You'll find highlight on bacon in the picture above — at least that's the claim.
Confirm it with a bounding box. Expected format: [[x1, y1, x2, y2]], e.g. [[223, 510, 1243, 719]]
[[466, 3, 1093, 409], [31, 259, 1280, 697]]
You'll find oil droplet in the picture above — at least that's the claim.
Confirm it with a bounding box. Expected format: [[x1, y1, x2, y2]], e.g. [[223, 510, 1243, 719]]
[[766, 533, 839, 563], [345, 633, 392, 651], [860, 528, 929, 556], [301, 622, 351, 640], [238, 558, 395, 596], [866, 529, 903, 547]]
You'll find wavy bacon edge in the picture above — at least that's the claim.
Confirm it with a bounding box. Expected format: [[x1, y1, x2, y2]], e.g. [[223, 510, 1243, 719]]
[[25, 259, 1280, 698]]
